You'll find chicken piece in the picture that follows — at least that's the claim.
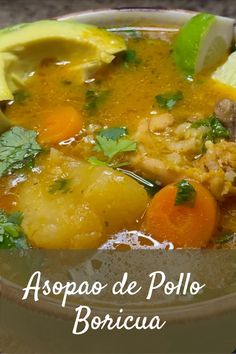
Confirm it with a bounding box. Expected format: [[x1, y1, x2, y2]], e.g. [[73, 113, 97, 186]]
[[149, 113, 174, 133], [131, 116, 236, 200], [214, 99, 236, 141]]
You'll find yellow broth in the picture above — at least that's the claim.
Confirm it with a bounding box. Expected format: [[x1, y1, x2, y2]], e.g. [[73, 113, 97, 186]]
[[1, 26, 236, 248]]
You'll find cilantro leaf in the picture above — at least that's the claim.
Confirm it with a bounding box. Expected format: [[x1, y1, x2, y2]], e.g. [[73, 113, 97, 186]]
[[192, 116, 230, 139], [14, 90, 30, 103], [49, 178, 72, 194], [192, 116, 230, 151], [85, 90, 110, 112], [94, 135, 136, 160], [0, 209, 29, 249], [98, 127, 127, 140], [87, 157, 108, 166], [175, 179, 196, 207], [91, 126, 137, 165], [215, 232, 235, 245], [0, 127, 42, 177], [123, 49, 141, 67], [155, 91, 183, 110]]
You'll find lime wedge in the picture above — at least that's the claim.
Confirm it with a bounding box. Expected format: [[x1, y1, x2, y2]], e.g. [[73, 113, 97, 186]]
[[173, 13, 234, 77], [212, 51, 236, 88]]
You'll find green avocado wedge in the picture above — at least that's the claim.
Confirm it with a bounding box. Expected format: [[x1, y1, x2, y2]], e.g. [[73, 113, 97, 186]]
[[0, 108, 12, 133], [0, 20, 126, 101]]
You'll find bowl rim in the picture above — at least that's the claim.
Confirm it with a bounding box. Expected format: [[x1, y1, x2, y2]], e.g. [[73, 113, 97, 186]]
[[1, 7, 236, 322], [2, 276, 236, 322], [57, 7, 198, 19]]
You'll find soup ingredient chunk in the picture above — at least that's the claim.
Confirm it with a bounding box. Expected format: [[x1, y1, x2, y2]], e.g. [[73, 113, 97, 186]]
[[175, 179, 197, 206], [132, 117, 236, 199], [0, 108, 12, 133], [191, 115, 230, 151], [173, 13, 234, 76], [38, 105, 83, 145], [18, 149, 148, 249], [144, 180, 218, 248], [89, 127, 137, 167], [212, 51, 236, 89], [215, 232, 236, 245], [0, 126, 41, 177], [0, 20, 126, 100], [214, 99, 236, 141], [0, 209, 28, 249], [155, 91, 183, 110]]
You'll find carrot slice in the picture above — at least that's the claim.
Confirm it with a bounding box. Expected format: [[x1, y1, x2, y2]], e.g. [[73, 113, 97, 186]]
[[145, 180, 218, 248], [39, 105, 82, 145]]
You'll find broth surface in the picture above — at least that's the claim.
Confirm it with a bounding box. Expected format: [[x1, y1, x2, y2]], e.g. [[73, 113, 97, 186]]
[[1, 26, 236, 248]]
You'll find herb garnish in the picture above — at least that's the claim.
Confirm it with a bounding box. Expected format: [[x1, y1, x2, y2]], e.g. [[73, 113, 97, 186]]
[[98, 127, 127, 140], [87, 156, 108, 167], [123, 49, 141, 68], [0, 209, 29, 249], [0, 127, 42, 177], [175, 179, 197, 207], [215, 232, 235, 245], [192, 116, 230, 139], [94, 135, 136, 160], [192, 116, 230, 151], [49, 178, 72, 194], [14, 90, 30, 103], [89, 127, 136, 167], [155, 91, 183, 110], [85, 90, 110, 113]]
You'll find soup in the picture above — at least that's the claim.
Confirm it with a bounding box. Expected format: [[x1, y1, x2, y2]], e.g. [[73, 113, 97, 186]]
[[0, 14, 235, 249]]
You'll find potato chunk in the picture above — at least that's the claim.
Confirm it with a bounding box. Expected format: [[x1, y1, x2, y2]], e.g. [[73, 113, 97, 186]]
[[18, 149, 148, 249]]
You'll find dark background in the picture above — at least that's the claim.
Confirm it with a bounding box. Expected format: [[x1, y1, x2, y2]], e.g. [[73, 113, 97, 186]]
[[0, 0, 236, 27]]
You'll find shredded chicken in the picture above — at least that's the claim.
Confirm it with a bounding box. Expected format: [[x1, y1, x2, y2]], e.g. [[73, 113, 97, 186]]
[[132, 117, 236, 200], [149, 113, 174, 133]]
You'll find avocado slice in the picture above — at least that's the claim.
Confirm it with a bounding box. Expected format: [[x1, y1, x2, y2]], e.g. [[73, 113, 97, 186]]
[[0, 20, 126, 101], [0, 108, 11, 132]]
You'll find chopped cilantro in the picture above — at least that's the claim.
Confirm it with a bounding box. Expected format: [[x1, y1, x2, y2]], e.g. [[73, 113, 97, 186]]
[[49, 178, 72, 194], [89, 126, 137, 166], [0, 127, 42, 177], [123, 49, 141, 67], [155, 91, 183, 110], [175, 179, 196, 207], [192, 116, 230, 151], [85, 90, 110, 112], [14, 90, 30, 103], [192, 116, 230, 139], [98, 127, 127, 140], [0, 209, 29, 249], [87, 156, 108, 167], [215, 232, 235, 245], [94, 135, 136, 160]]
